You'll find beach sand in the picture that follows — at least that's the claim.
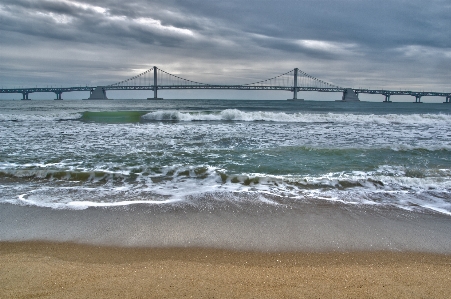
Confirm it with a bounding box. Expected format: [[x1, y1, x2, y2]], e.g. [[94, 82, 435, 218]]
[[2, 203, 451, 298], [1, 241, 451, 299]]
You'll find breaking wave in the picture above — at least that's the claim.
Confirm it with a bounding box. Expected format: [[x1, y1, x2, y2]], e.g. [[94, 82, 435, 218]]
[[142, 109, 451, 125], [1, 164, 450, 215]]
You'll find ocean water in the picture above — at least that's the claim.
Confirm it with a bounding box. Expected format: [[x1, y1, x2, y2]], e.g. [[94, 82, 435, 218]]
[[1, 99, 450, 218]]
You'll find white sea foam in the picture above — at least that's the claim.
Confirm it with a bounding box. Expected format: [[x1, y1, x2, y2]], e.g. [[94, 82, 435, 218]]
[[141, 109, 451, 125], [2, 165, 450, 215], [3, 109, 449, 125]]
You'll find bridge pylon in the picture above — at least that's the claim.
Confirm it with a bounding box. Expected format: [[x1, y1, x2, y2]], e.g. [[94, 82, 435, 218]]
[[287, 68, 304, 101], [148, 66, 163, 100]]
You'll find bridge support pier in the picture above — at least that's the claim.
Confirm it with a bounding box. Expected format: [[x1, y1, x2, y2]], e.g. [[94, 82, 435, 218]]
[[413, 95, 423, 103], [383, 94, 392, 103], [21, 92, 31, 100], [148, 66, 163, 100], [84, 86, 109, 100], [444, 96, 451, 103], [54, 91, 63, 100], [338, 88, 360, 102]]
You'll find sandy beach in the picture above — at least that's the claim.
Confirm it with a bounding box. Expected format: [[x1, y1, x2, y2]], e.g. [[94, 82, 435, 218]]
[[1, 202, 451, 298], [1, 241, 451, 298]]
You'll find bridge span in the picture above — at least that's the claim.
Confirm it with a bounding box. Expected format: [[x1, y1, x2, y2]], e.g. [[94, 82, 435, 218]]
[[1, 66, 450, 103]]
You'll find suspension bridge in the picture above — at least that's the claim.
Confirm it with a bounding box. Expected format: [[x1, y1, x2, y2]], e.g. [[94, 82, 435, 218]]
[[1, 66, 450, 103]]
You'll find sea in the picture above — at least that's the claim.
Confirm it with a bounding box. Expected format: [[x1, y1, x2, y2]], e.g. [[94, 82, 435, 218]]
[[1, 99, 451, 251]]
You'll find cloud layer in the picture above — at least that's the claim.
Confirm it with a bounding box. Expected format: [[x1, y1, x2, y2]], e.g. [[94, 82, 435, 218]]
[[1, 0, 450, 99]]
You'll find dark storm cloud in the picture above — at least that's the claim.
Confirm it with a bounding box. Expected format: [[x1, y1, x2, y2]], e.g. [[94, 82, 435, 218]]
[[0, 0, 196, 46], [3, 0, 448, 52], [0, 0, 450, 93], [126, 0, 451, 49]]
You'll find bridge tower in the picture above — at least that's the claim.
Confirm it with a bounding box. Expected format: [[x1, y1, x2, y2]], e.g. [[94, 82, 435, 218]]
[[444, 95, 451, 103], [288, 68, 303, 101], [154, 66, 157, 99], [148, 66, 163, 100]]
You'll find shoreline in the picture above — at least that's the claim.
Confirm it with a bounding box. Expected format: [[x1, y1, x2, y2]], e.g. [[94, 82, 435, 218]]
[[2, 202, 451, 253], [2, 241, 451, 298]]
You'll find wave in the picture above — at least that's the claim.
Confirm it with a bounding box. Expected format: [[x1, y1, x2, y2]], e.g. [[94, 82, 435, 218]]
[[141, 109, 451, 125], [0, 169, 124, 182], [81, 111, 148, 123], [0, 112, 82, 122], [2, 109, 450, 125], [2, 163, 449, 184], [2, 165, 450, 215]]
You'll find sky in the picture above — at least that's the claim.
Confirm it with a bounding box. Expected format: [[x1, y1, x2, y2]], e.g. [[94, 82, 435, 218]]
[[0, 0, 450, 101]]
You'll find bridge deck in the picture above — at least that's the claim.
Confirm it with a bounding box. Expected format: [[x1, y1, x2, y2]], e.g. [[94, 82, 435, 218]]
[[1, 85, 450, 97]]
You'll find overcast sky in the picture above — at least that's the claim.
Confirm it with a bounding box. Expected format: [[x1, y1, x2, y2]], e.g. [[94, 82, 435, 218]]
[[1, 0, 450, 100]]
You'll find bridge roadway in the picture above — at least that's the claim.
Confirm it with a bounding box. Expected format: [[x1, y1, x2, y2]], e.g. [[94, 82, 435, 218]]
[[1, 85, 450, 103]]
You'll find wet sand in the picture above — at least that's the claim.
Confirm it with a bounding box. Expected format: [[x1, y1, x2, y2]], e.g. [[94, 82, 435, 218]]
[[1, 241, 451, 299], [2, 203, 451, 252]]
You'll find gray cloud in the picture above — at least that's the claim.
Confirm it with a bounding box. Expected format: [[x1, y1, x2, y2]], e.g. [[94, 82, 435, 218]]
[[0, 0, 450, 99]]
